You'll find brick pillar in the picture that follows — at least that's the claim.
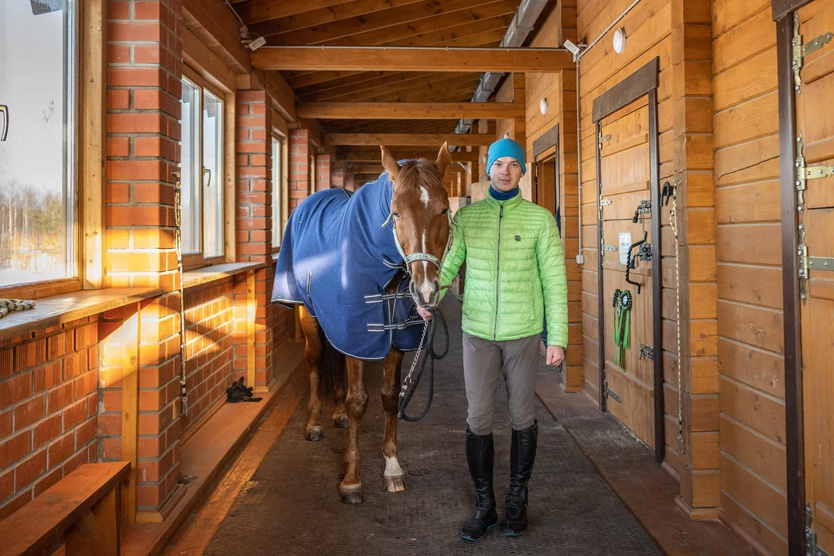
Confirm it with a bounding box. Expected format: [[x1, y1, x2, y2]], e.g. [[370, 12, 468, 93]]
[[235, 89, 273, 390], [316, 155, 331, 190], [235, 90, 272, 262], [289, 129, 311, 212], [104, 0, 182, 521]]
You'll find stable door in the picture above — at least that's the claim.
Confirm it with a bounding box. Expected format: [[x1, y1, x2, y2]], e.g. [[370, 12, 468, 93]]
[[598, 99, 657, 450], [795, 3, 834, 551]]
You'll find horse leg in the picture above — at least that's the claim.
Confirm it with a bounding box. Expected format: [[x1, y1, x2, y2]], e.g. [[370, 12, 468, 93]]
[[332, 357, 349, 429], [340, 356, 368, 504], [381, 347, 406, 493], [299, 306, 325, 442]]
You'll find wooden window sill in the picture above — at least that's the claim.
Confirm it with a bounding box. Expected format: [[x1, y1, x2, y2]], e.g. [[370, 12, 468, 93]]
[[0, 287, 163, 342], [182, 262, 270, 290]]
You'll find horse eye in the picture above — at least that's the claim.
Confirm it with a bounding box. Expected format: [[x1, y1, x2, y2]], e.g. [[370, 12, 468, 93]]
[[392, 213, 400, 218], [441, 208, 450, 215]]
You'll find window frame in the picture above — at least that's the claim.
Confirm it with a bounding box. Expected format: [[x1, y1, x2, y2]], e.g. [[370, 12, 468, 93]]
[[270, 133, 285, 253], [0, 0, 106, 300], [180, 65, 231, 271]]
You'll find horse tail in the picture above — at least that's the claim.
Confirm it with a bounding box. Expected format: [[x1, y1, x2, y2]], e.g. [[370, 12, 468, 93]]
[[316, 327, 344, 398]]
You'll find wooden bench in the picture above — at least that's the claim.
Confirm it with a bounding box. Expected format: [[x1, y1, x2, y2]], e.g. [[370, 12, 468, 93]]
[[0, 462, 130, 556]]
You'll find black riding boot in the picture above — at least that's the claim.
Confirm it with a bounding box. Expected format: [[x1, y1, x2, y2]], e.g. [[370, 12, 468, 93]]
[[504, 421, 537, 536], [460, 427, 499, 541]]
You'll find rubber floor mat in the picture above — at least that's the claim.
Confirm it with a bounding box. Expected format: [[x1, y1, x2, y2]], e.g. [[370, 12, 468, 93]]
[[203, 298, 662, 555]]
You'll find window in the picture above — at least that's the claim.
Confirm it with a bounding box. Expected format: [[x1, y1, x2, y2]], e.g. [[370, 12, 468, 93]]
[[0, 1, 76, 288], [309, 154, 316, 195], [180, 76, 225, 266], [271, 136, 282, 249]]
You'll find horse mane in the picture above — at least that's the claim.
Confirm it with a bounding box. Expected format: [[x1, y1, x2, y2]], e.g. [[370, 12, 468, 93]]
[[396, 159, 444, 191]]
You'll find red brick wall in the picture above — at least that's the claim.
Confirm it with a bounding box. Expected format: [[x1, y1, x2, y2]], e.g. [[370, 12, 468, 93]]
[[316, 155, 331, 190], [0, 0, 297, 523], [180, 280, 234, 433], [289, 130, 311, 211], [236, 91, 273, 262], [0, 318, 99, 520], [104, 0, 183, 513]]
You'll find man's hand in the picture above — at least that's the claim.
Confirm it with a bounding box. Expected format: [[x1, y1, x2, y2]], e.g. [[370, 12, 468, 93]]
[[417, 307, 432, 321], [546, 345, 565, 367]]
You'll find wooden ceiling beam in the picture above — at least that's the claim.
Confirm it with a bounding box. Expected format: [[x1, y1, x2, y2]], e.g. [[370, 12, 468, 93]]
[[311, 0, 517, 47], [250, 0, 422, 38], [300, 72, 438, 102], [327, 118, 452, 133], [433, 29, 507, 48], [183, 0, 250, 73], [284, 10, 514, 89], [348, 164, 465, 174], [384, 14, 513, 47], [252, 47, 572, 73], [326, 133, 494, 147], [338, 149, 479, 162], [299, 102, 522, 120], [182, 0, 298, 122], [330, 73, 474, 103], [359, 76, 481, 103], [235, 0, 355, 25]]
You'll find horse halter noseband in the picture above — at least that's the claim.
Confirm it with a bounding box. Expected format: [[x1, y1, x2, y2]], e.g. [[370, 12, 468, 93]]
[[381, 208, 454, 276]]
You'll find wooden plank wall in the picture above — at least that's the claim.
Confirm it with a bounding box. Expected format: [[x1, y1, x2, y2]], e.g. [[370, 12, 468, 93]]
[[525, 1, 584, 391], [711, 1, 787, 553], [574, 0, 681, 474], [670, 0, 719, 519]]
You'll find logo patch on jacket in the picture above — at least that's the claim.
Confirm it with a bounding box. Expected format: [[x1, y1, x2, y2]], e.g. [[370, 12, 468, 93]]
[[515, 235, 522, 241]]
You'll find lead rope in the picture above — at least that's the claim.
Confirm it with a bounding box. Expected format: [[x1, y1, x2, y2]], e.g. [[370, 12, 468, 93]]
[[670, 180, 684, 454], [397, 307, 449, 422], [173, 172, 188, 416]]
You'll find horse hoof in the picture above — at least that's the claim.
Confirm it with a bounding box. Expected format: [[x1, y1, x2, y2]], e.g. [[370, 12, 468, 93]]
[[340, 484, 364, 504], [384, 474, 407, 493], [305, 426, 324, 441], [333, 414, 349, 429]]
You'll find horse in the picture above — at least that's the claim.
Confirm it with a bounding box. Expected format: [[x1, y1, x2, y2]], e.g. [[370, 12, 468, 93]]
[[272, 143, 452, 503]]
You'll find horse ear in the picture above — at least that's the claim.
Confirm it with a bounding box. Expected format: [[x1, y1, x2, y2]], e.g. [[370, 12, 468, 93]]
[[380, 145, 400, 183], [435, 141, 451, 176]]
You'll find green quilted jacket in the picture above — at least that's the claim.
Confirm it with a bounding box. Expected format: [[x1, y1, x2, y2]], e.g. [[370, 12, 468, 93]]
[[439, 190, 568, 347]]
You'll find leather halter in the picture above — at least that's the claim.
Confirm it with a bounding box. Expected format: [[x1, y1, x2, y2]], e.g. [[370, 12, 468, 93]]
[[381, 209, 454, 277]]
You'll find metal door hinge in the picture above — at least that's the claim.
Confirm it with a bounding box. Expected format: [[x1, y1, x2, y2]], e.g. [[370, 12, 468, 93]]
[[600, 198, 612, 207], [599, 134, 611, 146], [639, 344, 655, 361], [603, 377, 621, 403], [806, 504, 832, 556], [602, 244, 618, 252], [793, 13, 833, 94], [799, 243, 834, 279]]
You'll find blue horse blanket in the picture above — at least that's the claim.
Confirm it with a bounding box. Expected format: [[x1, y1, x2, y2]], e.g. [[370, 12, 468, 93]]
[[271, 171, 424, 360]]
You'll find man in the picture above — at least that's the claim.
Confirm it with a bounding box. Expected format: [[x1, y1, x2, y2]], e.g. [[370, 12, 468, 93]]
[[417, 137, 567, 540]]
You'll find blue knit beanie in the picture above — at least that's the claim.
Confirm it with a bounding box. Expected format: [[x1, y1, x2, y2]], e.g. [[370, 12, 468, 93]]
[[487, 137, 526, 175]]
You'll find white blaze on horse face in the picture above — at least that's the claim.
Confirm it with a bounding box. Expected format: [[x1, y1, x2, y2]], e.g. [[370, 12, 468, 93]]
[[418, 232, 434, 304], [384, 455, 404, 479], [419, 185, 429, 208]]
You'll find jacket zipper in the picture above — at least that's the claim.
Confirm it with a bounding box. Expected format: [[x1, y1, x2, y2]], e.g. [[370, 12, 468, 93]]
[[493, 203, 504, 340]]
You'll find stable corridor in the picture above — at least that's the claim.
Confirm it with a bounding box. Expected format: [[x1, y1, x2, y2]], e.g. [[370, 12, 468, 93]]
[[166, 299, 747, 555]]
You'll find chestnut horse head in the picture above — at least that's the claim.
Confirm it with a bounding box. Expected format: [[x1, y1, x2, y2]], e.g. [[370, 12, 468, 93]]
[[381, 142, 452, 309]]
